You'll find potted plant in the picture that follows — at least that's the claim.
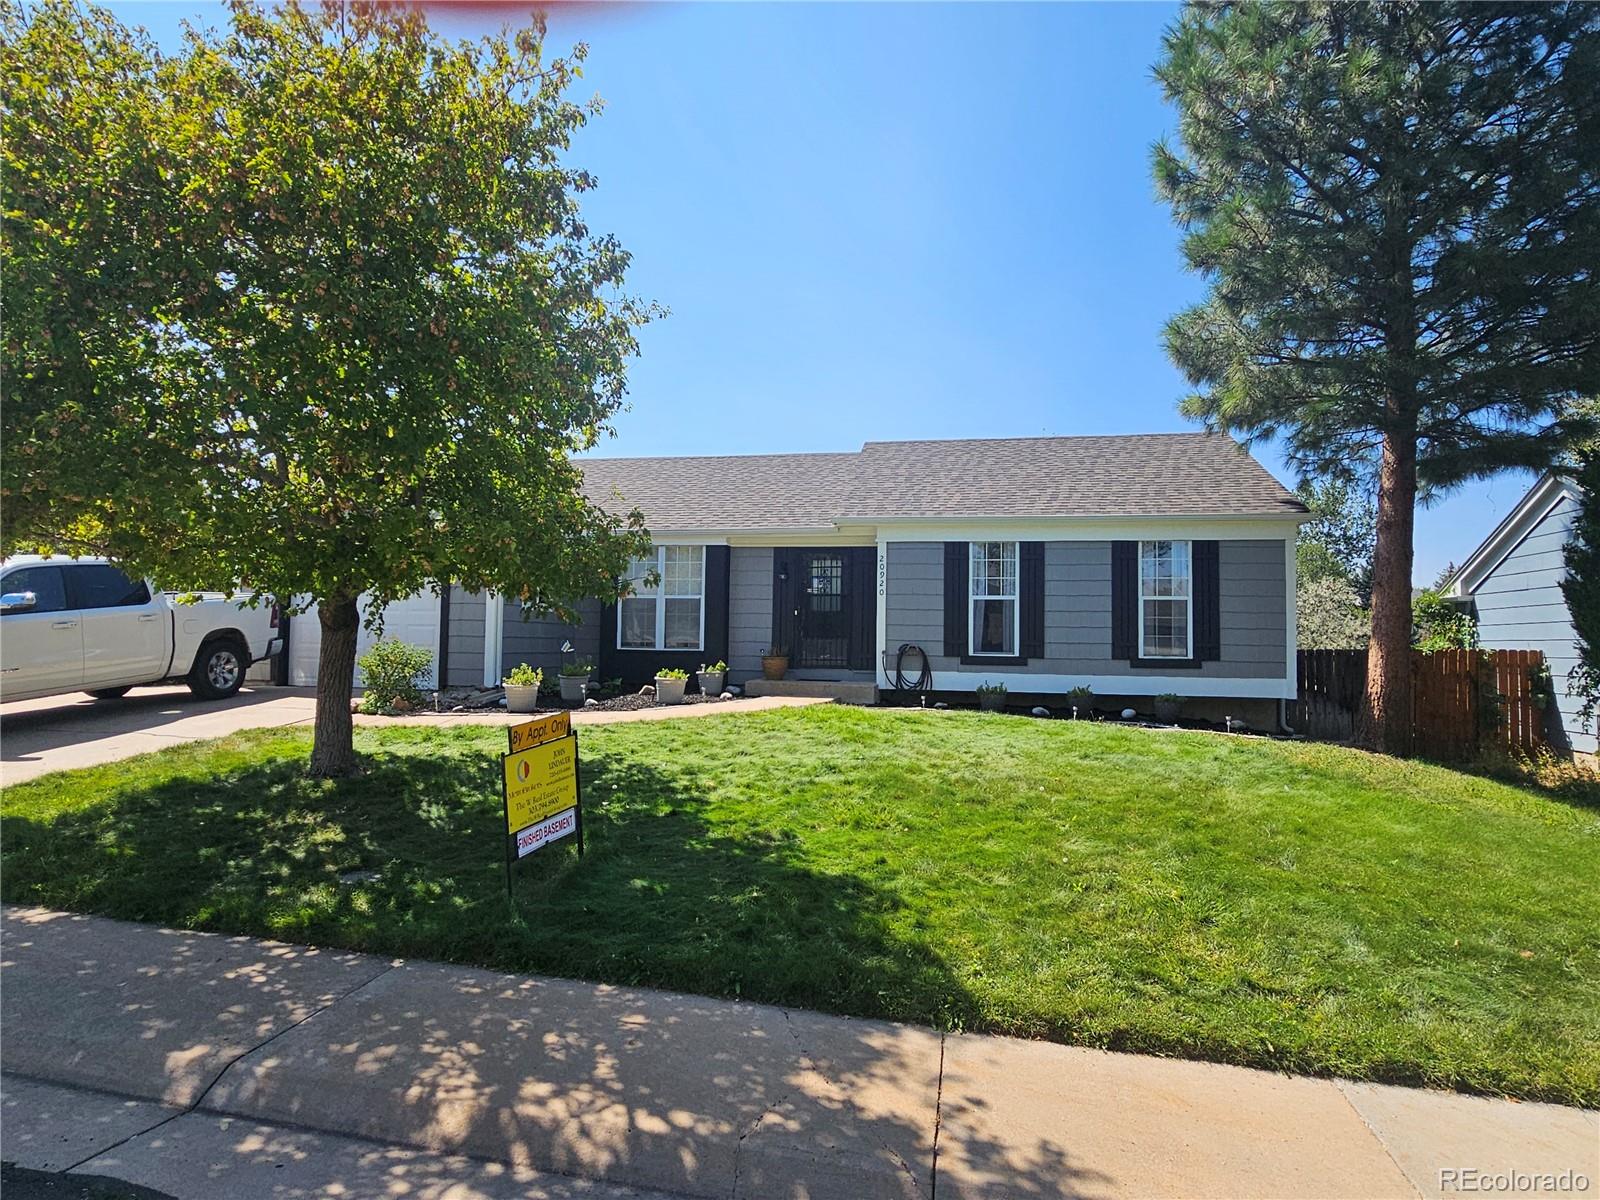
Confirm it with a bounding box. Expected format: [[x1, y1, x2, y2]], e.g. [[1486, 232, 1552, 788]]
[[976, 681, 1007, 712], [759, 648, 789, 681], [558, 660, 593, 704], [1153, 692, 1183, 723], [654, 667, 689, 704], [1066, 685, 1094, 717], [698, 660, 727, 696], [502, 663, 543, 714]]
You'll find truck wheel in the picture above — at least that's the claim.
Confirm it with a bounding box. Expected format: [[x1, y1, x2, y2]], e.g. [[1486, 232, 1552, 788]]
[[189, 638, 248, 700], [87, 686, 133, 700]]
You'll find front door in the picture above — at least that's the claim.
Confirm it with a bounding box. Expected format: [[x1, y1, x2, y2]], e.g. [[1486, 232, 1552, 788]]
[[775, 548, 874, 671]]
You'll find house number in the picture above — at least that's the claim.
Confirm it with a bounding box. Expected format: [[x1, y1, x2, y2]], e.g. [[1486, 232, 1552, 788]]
[[877, 551, 886, 597]]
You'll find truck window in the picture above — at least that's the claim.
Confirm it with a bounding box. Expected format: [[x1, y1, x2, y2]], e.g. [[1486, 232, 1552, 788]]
[[66, 564, 152, 610], [2, 565, 68, 613]]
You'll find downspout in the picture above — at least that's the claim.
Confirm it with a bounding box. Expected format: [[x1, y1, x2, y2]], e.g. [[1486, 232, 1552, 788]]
[[1278, 697, 1296, 736]]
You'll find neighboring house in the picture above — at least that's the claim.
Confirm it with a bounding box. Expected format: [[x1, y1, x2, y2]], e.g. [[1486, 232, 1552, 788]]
[[1443, 473, 1594, 756], [416, 432, 1306, 726]]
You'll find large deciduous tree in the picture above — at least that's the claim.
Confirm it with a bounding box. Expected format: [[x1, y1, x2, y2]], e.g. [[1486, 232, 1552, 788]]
[[1154, 2, 1600, 754], [2, 0, 653, 775]]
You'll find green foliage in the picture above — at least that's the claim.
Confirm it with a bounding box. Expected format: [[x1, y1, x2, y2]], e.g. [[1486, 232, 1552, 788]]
[[1154, 4, 1600, 489], [699, 661, 727, 674], [558, 660, 594, 678], [503, 663, 543, 688], [1298, 573, 1369, 649], [975, 681, 1007, 694], [2, 0, 655, 765], [1562, 451, 1600, 730], [4, 708, 1597, 1103], [654, 667, 689, 680], [1295, 479, 1376, 594], [1414, 589, 1479, 651], [356, 639, 433, 713]]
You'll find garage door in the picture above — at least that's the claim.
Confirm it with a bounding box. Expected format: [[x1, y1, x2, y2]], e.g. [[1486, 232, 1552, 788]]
[[287, 591, 440, 688]]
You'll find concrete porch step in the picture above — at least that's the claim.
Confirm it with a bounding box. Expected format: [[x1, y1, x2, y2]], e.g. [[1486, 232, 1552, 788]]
[[743, 678, 879, 706]]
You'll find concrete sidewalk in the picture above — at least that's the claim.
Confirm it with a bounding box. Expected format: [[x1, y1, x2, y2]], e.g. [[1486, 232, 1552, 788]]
[[2, 908, 1594, 1200], [0, 686, 824, 785]]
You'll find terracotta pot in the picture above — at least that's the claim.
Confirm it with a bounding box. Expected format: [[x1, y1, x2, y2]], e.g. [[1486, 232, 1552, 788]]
[[654, 675, 687, 705], [760, 655, 788, 681], [504, 684, 540, 714]]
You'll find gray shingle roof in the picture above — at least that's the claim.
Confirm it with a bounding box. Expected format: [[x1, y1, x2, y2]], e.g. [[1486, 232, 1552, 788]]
[[579, 433, 1304, 531]]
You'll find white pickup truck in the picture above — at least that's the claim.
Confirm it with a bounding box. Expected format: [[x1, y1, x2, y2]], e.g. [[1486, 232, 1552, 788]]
[[0, 556, 283, 703]]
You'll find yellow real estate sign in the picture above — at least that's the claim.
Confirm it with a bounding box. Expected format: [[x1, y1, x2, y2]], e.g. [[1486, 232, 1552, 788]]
[[507, 711, 571, 754], [502, 735, 578, 834]]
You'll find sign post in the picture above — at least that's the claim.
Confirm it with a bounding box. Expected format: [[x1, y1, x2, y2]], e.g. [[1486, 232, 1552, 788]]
[[500, 712, 583, 898]]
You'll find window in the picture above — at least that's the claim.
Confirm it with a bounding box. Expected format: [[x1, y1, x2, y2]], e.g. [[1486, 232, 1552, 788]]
[[1, 566, 67, 614], [969, 541, 1018, 656], [618, 546, 704, 650], [1139, 540, 1191, 658], [66, 564, 150, 609]]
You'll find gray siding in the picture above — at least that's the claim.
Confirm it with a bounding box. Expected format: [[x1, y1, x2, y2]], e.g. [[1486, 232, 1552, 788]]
[[728, 547, 774, 683], [1470, 495, 1593, 754], [884, 539, 1288, 685], [445, 586, 486, 687], [502, 598, 603, 684]]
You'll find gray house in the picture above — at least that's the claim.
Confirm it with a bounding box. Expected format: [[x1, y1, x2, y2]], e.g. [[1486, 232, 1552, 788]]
[[438, 433, 1307, 726], [1444, 473, 1594, 756]]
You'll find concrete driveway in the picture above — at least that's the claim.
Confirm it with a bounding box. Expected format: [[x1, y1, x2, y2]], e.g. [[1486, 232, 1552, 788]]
[[0, 687, 320, 786]]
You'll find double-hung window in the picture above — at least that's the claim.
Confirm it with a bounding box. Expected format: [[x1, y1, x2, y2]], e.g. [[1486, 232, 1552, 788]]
[[619, 546, 704, 650], [1139, 540, 1192, 658], [969, 541, 1018, 656]]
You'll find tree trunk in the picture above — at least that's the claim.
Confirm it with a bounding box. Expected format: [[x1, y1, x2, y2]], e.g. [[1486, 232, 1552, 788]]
[[1357, 427, 1418, 755], [309, 593, 361, 777]]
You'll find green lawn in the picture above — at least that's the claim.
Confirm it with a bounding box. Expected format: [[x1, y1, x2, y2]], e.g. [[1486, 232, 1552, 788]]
[[3, 706, 1597, 1105]]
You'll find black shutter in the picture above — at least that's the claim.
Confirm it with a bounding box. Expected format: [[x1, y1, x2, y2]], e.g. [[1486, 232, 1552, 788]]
[[943, 541, 967, 658], [1111, 541, 1137, 661], [1020, 542, 1045, 659], [770, 548, 796, 655], [704, 545, 731, 665], [1193, 540, 1220, 662], [848, 549, 876, 671]]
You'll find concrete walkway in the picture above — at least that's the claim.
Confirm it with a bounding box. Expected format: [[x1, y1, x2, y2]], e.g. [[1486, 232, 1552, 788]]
[[2, 908, 1593, 1200], [0, 686, 824, 786]]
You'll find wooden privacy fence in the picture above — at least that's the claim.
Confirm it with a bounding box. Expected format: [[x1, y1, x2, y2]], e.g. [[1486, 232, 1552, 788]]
[[1290, 648, 1549, 761]]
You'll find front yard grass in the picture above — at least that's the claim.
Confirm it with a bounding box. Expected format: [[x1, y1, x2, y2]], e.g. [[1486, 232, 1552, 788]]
[[3, 705, 1597, 1106]]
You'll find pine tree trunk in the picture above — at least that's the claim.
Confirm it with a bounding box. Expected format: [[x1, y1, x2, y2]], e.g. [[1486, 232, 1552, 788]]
[[1357, 427, 1418, 755], [309, 593, 361, 777]]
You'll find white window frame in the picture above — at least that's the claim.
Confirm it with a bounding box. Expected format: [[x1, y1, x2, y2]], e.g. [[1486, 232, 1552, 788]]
[[617, 545, 705, 651], [1138, 539, 1193, 660], [968, 541, 1019, 657]]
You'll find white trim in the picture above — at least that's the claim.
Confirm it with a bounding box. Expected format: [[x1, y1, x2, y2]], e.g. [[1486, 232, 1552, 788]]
[[1446, 473, 1580, 596], [967, 541, 1020, 657], [1284, 536, 1298, 698], [616, 546, 706, 652], [874, 534, 889, 687], [1136, 539, 1194, 660], [926, 670, 1296, 700], [482, 590, 505, 687]]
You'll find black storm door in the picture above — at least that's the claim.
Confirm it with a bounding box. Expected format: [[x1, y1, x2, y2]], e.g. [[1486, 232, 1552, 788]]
[[796, 552, 850, 668]]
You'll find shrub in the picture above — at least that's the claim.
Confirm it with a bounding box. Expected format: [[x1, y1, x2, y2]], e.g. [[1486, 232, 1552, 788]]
[[503, 662, 543, 688], [558, 660, 593, 678], [357, 639, 433, 714], [655, 667, 689, 680]]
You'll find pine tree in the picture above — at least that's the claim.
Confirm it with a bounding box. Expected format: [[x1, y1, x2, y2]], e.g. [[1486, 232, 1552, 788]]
[[1562, 450, 1600, 733], [1154, 2, 1600, 754]]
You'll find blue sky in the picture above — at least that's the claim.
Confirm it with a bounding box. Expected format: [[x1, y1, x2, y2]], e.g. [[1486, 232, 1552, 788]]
[[112, 0, 1538, 584]]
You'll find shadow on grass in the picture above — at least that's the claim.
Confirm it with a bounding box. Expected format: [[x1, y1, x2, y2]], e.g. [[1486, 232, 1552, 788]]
[[1, 740, 1112, 1197]]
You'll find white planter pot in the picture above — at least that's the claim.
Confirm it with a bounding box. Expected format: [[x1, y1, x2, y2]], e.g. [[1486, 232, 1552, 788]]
[[504, 684, 540, 713], [697, 671, 725, 696], [559, 675, 589, 704], [654, 676, 687, 705]]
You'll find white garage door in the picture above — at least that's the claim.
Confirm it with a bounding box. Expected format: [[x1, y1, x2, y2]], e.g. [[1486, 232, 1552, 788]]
[[287, 591, 440, 688]]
